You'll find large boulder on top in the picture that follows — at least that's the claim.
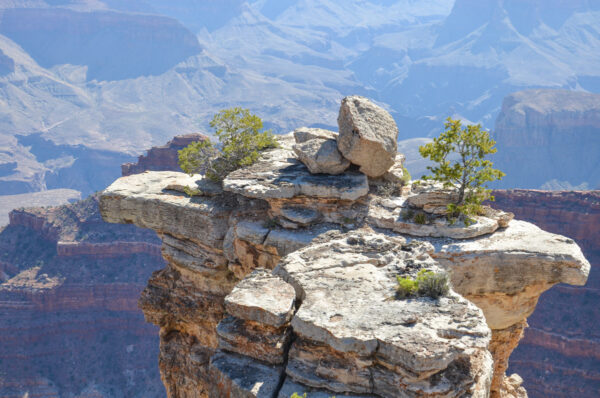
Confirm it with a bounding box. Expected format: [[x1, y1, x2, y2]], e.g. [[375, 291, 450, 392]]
[[293, 127, 350, 175], [337, 96, 399, 178]]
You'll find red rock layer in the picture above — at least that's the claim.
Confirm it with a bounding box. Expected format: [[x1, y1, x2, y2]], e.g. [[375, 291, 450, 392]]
[[121, 134, 208, 176], [0, 196, 166, 397], [492, 189, 600, 398]]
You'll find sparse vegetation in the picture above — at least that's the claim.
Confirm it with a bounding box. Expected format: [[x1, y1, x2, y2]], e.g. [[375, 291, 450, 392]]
[[178, 107, 278, 182], [413, 212, 427, 225], [183, 186, 202, 197], [419, 117, 505, 222], [396, 269, 450, 299]]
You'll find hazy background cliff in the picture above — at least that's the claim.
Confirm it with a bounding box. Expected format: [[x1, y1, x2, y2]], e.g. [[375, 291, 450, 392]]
[[0, 0, 599, 216]]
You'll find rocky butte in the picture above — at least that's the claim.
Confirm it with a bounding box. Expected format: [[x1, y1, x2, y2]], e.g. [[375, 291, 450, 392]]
[[100, 96, 590, 398]]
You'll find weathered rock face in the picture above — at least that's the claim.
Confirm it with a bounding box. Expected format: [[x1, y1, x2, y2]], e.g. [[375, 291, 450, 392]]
[[492, 89, 600, 190], [0, 195, 166, 397], [337, 96, 399, 178], [121, 133, 209, 177], [492, 189, 600, 398], [100, 131, 589, 398]]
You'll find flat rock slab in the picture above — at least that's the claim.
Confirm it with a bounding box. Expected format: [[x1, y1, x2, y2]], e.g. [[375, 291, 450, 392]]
[[274, 230, 492, 397], [367, 198, 502, 239], [294, 127, 338, 143], [209, 351, 284, 398], [337, 96, 398, 178], [225, 268, 296, 328], [223, 147, 368, 201], [99, 171, 232, 248], [428, 220, 591, 329]]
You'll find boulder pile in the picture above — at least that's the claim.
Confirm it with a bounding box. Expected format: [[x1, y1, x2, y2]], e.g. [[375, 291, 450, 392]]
[[99, 96, 590, 398]]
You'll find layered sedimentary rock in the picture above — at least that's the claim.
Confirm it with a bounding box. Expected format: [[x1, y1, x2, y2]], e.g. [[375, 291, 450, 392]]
[[0, 195, 166, 397], [492, 189, 600, 398], [492, 89, 600, 189], [100, 133, 589, 397], [122, 134, 209, 176]]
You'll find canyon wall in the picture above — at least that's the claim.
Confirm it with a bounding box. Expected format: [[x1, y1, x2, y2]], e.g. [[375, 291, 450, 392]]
[[492, 89, 600, 190], [0, 195, 166, 397], [492, 189, 600, 398]]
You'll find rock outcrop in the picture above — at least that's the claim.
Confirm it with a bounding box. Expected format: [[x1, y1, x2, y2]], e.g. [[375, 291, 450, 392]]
[[100, 120, 589, 397], [122, 134, 209, 177], [0, 195, 166, 397], [492, 189, 600, 398]]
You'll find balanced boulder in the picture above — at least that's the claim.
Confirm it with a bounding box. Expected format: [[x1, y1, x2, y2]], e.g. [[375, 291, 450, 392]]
[[337, 96, 398, 177]]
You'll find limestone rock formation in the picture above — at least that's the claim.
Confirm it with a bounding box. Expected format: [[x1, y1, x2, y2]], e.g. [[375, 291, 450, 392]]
[[337, 96, 399, 178], [100, 131, 590, 398], [292, 128, 350, 175]]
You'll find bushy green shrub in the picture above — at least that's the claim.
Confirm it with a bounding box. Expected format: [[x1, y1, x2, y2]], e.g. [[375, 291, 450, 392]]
[[416, 270, 450, 299], [396, 276, 418, 298], [178, 107, 278, 182], [396, 269, 450, 299]]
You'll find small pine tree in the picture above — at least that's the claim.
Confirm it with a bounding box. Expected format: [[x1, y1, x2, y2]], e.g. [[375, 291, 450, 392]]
[[178, 107, 278, 182], [419, 117, 505, 220]]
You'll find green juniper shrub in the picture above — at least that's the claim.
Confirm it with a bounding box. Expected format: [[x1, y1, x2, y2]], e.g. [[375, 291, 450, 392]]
[[396, 269, 450, 299], [419, 117, 505, 222], [179, 107, 278, 183]]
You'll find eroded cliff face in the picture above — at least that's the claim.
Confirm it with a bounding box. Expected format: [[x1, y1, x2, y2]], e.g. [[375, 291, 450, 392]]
[[122, 134, 209, 177], [0, 195, 166, 397], [492, 189, 600, 398], [492, 89, 600, 190], [100, 126, 589, 398]]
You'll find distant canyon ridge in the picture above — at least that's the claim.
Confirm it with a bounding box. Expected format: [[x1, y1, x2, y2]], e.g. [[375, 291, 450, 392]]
[[0, 0, 599, 205]]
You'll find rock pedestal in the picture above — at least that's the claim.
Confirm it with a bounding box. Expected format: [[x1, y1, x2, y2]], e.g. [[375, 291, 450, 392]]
[[100, 124, 589, 397]]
